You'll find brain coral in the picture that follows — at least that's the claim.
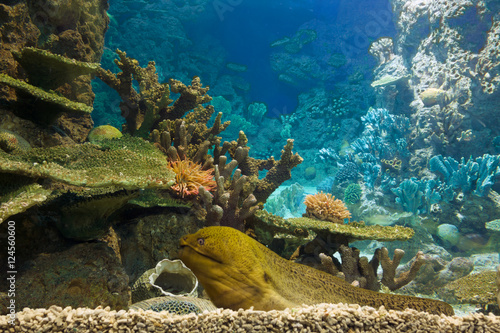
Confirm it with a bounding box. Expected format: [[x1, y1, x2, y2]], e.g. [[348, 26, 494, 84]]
[[303, 191, 351, 224]]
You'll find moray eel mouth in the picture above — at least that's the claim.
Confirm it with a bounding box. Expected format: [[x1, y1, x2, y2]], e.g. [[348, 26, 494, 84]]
[[178, 235, 223, 265]]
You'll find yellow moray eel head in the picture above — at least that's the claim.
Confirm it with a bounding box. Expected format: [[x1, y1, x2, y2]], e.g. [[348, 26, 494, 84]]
[[179, 226, 454, 315], [179, 226, 291, 310]]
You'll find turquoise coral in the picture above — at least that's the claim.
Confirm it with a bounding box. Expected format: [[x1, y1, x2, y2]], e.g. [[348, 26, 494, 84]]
[[344, 183, 362, 204]]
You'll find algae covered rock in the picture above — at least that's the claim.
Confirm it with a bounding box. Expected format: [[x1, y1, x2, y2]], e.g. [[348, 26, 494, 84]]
[[88, 125, 123, 143], [13, 242, 130, 310], [0, 129, 30, 153]]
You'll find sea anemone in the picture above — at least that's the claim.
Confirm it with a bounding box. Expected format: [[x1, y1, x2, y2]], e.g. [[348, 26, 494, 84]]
[[167, 158, 216, 198], [303, 191, 351, 224]]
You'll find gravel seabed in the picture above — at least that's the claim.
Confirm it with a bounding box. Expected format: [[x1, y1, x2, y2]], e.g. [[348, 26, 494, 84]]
[[1, 303, 499, 332]]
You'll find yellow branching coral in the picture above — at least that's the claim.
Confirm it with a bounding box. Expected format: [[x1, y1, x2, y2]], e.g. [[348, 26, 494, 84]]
[[167, 158, 216, 198], [303, 191, 351, 224]]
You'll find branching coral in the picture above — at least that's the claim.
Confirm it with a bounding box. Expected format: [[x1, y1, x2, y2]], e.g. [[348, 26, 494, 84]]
[[167, 157, 216, 198], [97, 50, 218, 138], [97, 51, 302, 229], [303, 191, 351, 223], [198, 146, 259, 231]]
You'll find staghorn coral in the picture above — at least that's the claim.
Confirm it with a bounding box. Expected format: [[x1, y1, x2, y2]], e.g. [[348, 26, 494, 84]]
[[377, 247, 425, 291], [303, 191, 351, 223], [97, 50, 220, 138], [167, 157, 216, 198], [225, 133, 303, 204], [96, 49, 171, 137]]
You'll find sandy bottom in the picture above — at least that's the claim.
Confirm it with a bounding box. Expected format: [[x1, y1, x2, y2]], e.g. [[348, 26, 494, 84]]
[[1, 303, 499, 332]]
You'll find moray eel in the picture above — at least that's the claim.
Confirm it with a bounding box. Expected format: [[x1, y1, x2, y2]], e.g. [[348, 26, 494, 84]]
[[179, 226, 454, 316]]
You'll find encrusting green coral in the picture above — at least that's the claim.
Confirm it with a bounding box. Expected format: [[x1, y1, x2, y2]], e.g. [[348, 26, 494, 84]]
[[344, 183, 362, 204], [0, 136, 174, 189], [443, 270, 498, 306], [0, 47, 100, 124], [0, 136, 175, 224], [12, 47, 99, 89], [250, 210, 414, 244], [0, 73, 92, 123]]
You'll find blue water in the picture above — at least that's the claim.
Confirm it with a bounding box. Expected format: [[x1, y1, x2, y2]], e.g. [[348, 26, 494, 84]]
[[184, 1, 317, 115]]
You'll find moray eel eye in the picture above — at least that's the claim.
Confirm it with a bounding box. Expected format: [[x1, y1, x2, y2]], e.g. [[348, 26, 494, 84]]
[[197, 238, 205, 245]]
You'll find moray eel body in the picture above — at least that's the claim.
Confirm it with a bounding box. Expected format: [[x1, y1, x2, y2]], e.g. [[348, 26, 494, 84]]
[[179, 226, 454, 316]]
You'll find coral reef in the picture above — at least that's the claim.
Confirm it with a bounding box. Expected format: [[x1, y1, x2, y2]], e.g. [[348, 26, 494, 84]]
[[497, 265, 500, 308], [382, 0, 500, 158], [0, 72, 93, 124], [264, 183, 305, 218], [441, 270, 498, 306], [430, 154, 500, 197], [0, 0, 109, 144], [304, 191, 351, 223], [12, 47, 100, 89], [97, 50, 215, 138], [117, 212, 204, 285]]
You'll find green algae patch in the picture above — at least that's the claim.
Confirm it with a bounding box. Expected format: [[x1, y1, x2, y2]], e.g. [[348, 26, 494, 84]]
[[12, 47, 99, 89]]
